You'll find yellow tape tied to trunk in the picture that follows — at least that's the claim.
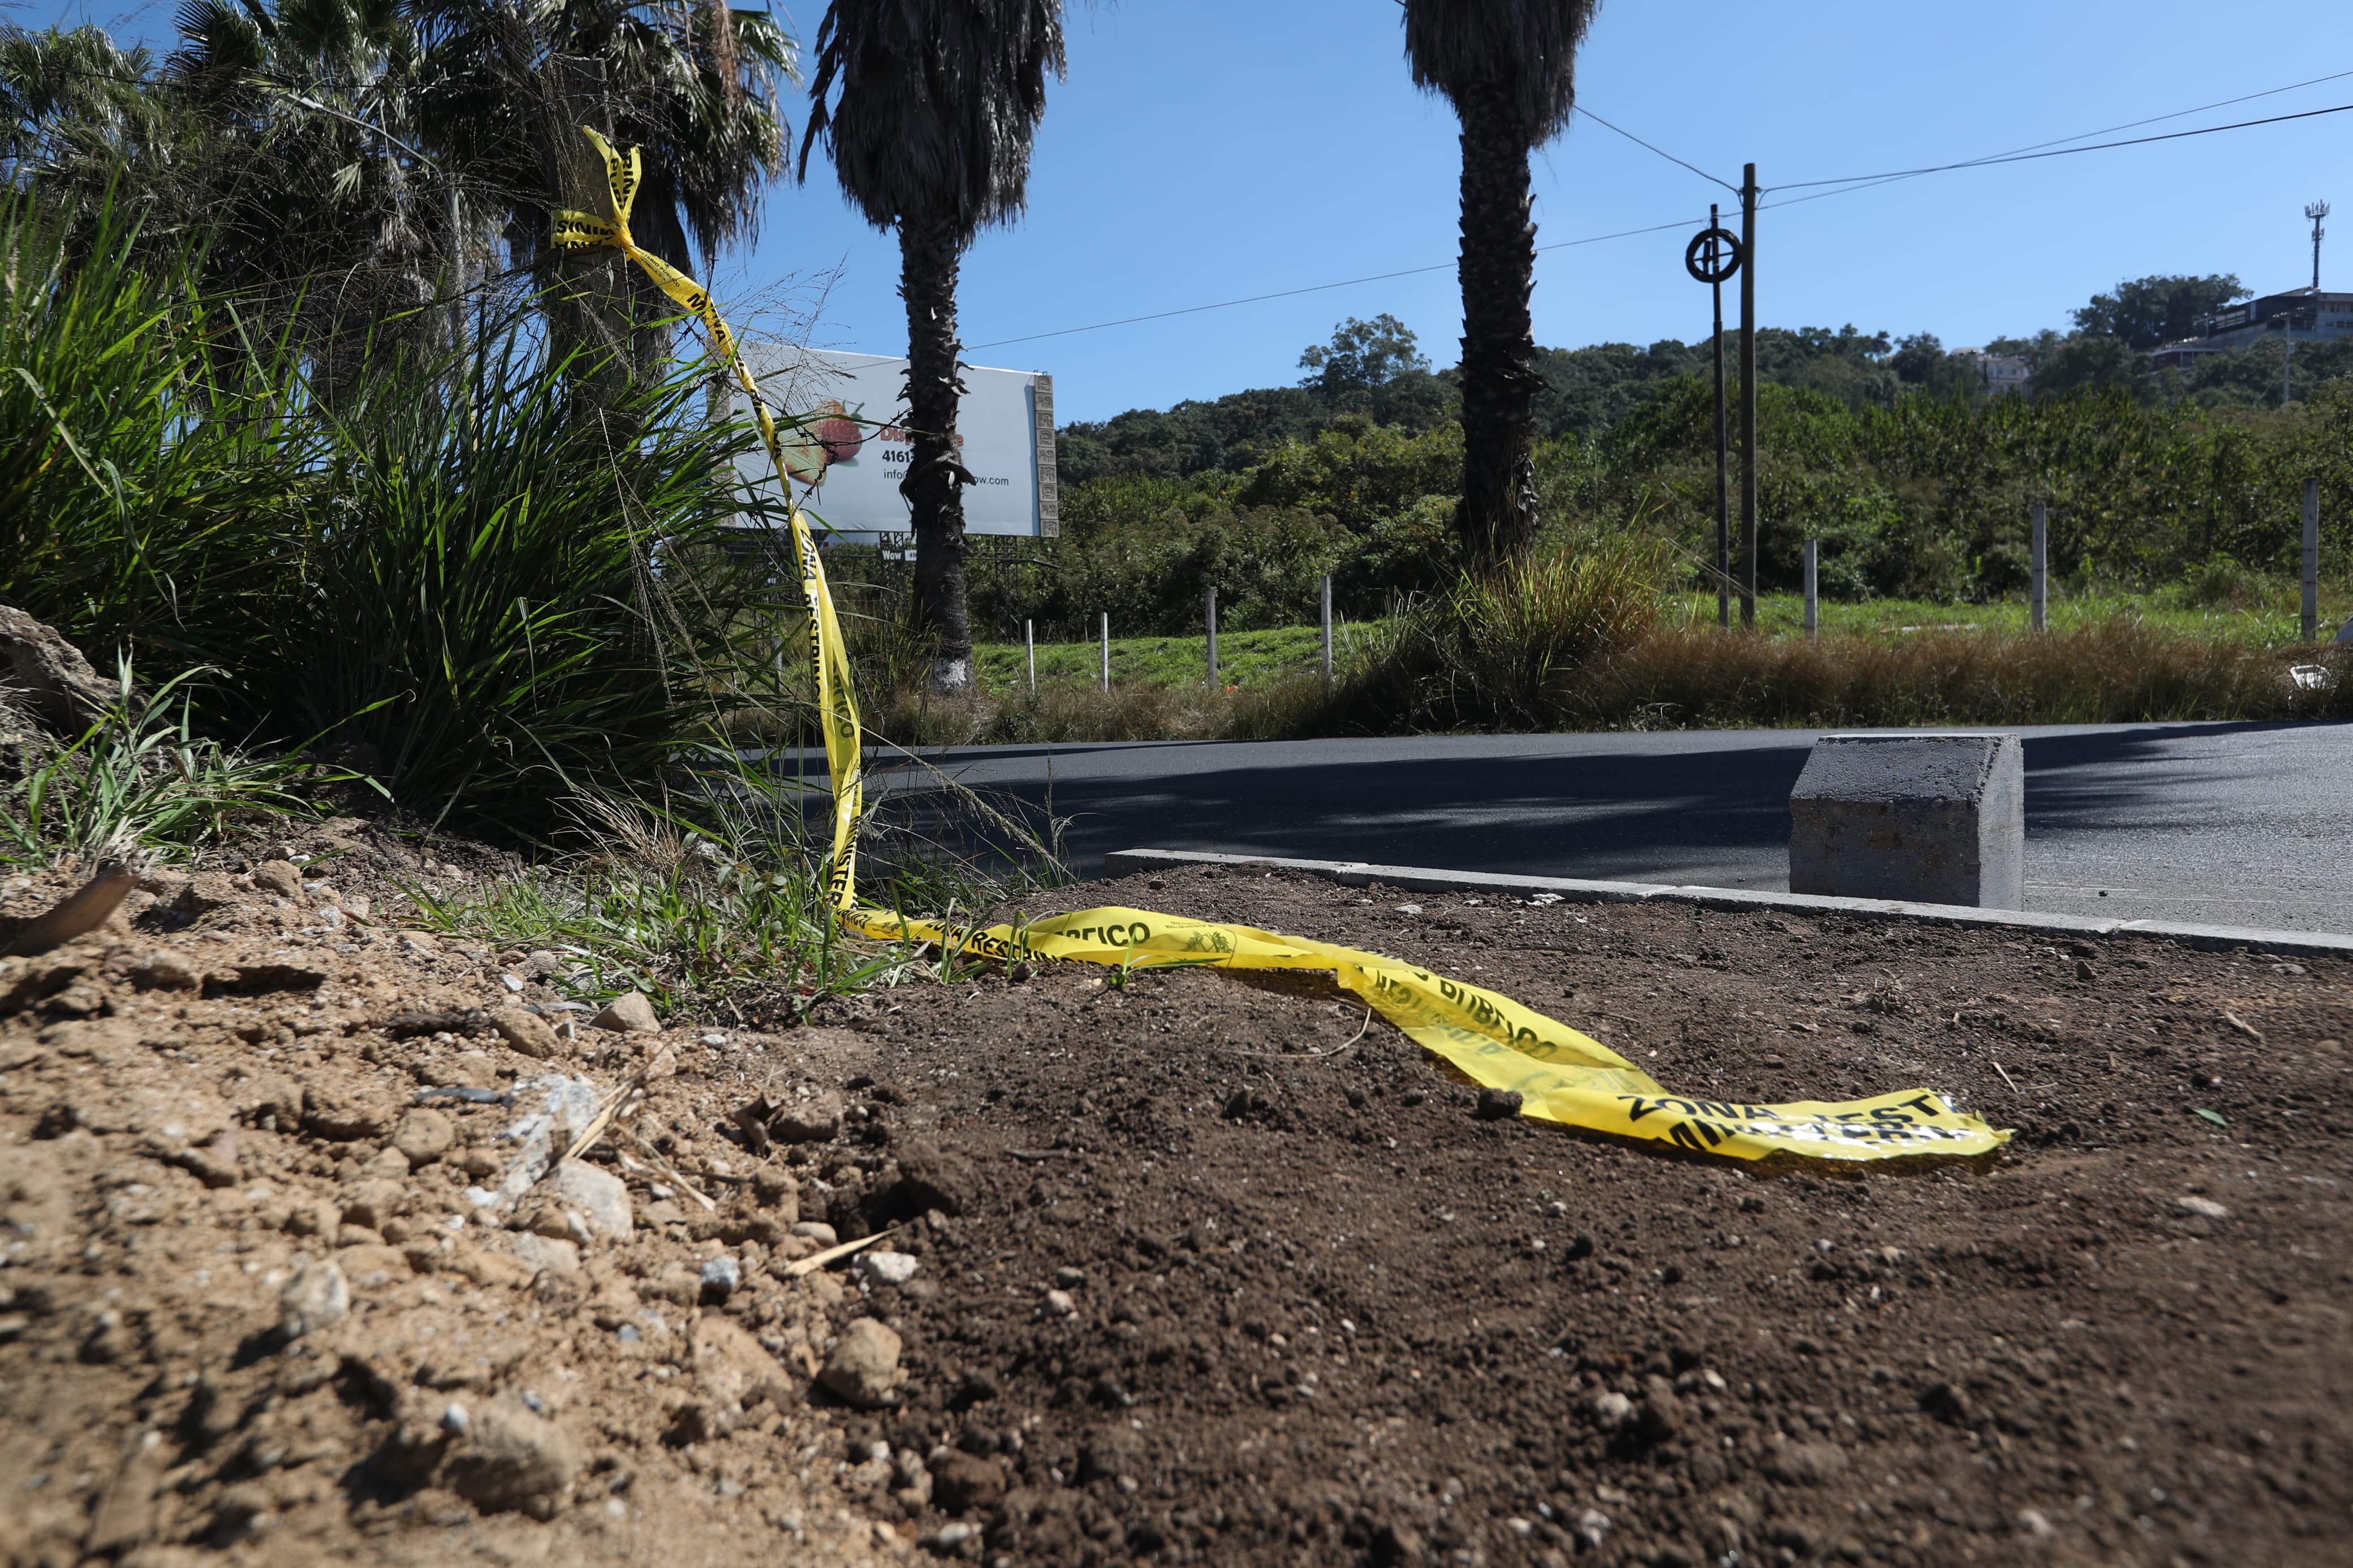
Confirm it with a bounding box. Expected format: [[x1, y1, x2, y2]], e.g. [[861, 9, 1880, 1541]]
[[561, 132, 2009, 1165]]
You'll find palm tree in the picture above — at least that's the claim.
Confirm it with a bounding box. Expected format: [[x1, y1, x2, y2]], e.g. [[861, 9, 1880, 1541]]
[[1401, 0, 1597, 564], [799, 0, 1065, 694], [408, 0, 796, 375]]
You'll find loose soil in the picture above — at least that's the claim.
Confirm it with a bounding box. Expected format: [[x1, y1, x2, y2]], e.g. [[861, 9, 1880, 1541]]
[[5, 849, 2351, 1568]]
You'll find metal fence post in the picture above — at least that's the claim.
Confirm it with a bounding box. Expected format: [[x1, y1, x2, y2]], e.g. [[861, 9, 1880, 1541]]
[[1320, 574, 1334, 684], [1100, 613, 1110, 693], [1206, 587, 1218, 687], [2030, 502, 2048, 633], [1025, 619, 1036, 693], [2304, 477, 2321, 643], [1803, 539, 1818, 641]]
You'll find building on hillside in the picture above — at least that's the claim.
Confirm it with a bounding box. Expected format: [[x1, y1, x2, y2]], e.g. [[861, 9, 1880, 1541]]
[[1954, 349, 2034, 398], [2149, 287, 2353, 371]]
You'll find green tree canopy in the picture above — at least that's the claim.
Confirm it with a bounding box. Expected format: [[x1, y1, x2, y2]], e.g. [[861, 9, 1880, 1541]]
[[2072, 274, 2248, 350], [1298, 313, 1432, 395]]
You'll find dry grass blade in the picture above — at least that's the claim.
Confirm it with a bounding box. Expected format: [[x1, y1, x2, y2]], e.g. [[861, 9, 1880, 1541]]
[[782, 1227, 898, 1277]]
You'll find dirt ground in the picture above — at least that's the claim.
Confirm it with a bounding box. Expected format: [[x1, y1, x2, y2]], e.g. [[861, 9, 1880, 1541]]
[[5, 846, 2352, 1568]]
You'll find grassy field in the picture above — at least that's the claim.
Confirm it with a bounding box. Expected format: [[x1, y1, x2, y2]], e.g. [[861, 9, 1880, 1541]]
[[977, 589, 2351, 696], [1677, 589, 2352, 649], [973, 621, 1384, 691]]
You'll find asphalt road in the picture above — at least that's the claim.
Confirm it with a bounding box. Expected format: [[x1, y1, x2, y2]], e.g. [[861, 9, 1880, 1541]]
[[850, 721, 2353, 932]]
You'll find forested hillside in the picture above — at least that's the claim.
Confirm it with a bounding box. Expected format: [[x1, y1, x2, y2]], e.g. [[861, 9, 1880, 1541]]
[[980, 297, 2353, 643]]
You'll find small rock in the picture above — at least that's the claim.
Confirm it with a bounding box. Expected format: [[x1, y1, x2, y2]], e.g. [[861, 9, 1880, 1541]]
[[510, 1233, 581, 1276], [1078, 1422, 1144, 1482], [790, 1220, 838, 1246], [548, 1159, 632, 1239], [1052, 1265, 1086, 1289], [854, 1251, 920, 1287], [442, 1402, 471, 1436], [301, 1086, 396, 1142], [2074, 958, 2096, 980], [446, 1393, 582, 1513], [1765, 1440, 1850, 1485], [1588, 1390, 1634, 1429], [1475, 1087, 1523, 1121], [2018, 1507, 2057, 1540], [920, 1522, 981, 1551], [1575, 1511, 1612, 1549], [338, 1178, 407, 1231], [278, 1262, 350, 1339], [774, 1092, 843, 1143], [1042, 1289, 1077, 1318], [524, 949, 566, 977], [2176, 1195, 2231, 1220], [591, 992, 660, 1034], [251, 860, 303, 900], [492, 1008, 561, 1060], [819, 1318, 903, 1409], [392, 1107, 455, 1165], [130, 952, 203, 992], [700, 1256, 743, 1297], [928, 1451, 1007, 1514]]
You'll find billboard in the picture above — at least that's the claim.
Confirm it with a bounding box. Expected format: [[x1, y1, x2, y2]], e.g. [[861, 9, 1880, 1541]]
[[731, 345, 1058, 542]]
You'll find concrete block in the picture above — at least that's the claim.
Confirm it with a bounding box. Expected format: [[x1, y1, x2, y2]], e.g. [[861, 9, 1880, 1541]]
[[1789, 734, 2024, 909]]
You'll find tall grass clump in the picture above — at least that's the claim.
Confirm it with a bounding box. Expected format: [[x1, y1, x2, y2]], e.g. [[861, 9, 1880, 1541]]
[[0, 190, 307, 671], [0, 185, 793, 837], [264, 326, 770, 831], [1565, 621, 2353, 729], [1319, 535, 1670, 731], [0, 662, 354, 870]]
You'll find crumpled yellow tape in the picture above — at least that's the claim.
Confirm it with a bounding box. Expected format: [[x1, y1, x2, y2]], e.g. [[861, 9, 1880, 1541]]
[[563, 131, 2007, 1163], [553, 127, 863, 905], [844, 905, 2009, 1161]]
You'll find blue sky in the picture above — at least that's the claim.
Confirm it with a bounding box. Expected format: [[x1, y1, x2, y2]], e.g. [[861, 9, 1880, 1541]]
[[20, 0, 2353, 421]]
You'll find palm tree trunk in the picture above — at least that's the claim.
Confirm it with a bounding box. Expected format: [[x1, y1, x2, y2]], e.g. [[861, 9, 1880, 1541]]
[[899, 215, 975, 693], [1454, 88, 1542, 564]]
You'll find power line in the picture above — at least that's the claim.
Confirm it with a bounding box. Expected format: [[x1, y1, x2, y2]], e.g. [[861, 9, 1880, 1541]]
[[1769, 99, 2353, 192], [1570, 105, 1739, 193], [967, 214, 1705, 351], [973, 74, 2353, 352]]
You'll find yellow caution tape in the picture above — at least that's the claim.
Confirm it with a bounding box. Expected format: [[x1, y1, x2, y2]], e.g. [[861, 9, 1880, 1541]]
[[842, 905, 2007, 1161], [554, 127, 865, 906], [564, 132, 2009, 1164]]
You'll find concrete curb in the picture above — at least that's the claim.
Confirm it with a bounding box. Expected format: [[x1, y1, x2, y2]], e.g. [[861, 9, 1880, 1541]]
[[1101, 848, 2353, 960]]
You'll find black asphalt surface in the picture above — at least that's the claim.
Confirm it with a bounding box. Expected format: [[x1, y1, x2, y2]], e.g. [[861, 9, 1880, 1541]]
[[843, 722, 2353, 932]]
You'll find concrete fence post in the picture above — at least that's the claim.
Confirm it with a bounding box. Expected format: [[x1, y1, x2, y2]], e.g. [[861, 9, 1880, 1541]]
[[1100, 613, 1110, 693], [1024, 619, 1036, 693], [1803, 539, 1819, 641], [1790, 733, 2026, 909], [2030, 502, 2048, 633], [1206, 587, 1219, 687], [2304, 477, 2321, 643], [1320, 574, 1334, 685]]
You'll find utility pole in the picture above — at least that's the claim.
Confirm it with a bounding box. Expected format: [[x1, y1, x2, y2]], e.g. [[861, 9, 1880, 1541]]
[[1709, 206, 1730, 628], [1739, 163, 1759, 630], [1683, 210, 1742, 629], [2309, 201, 2330, 292]]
